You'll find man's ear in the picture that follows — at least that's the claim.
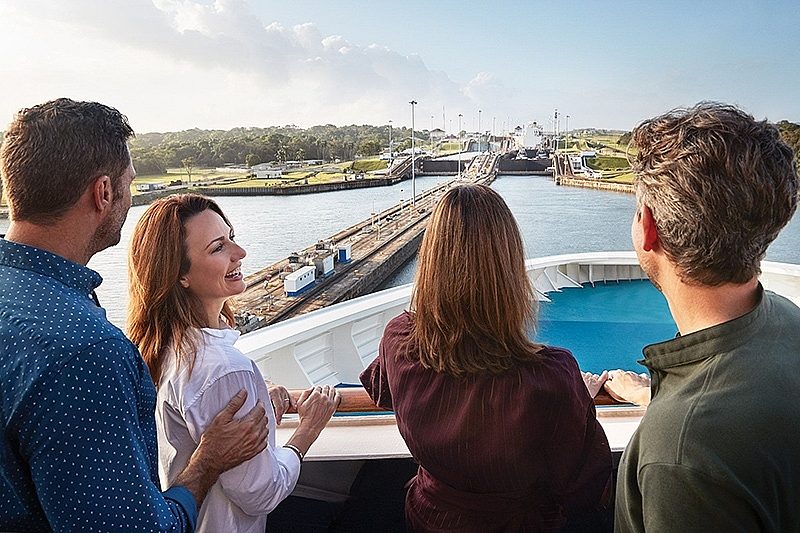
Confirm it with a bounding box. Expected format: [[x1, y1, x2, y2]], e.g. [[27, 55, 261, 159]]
[[91, 175, 113, 214], [640, 204, 660, 252]]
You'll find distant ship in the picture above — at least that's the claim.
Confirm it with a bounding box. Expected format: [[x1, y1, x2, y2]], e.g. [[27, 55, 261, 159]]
[[513, 121, 545, 151], [503, 121, 551, 173]]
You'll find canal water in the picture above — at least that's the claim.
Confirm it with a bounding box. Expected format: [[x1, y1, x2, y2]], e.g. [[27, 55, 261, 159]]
[[2, 174, 799, 370]]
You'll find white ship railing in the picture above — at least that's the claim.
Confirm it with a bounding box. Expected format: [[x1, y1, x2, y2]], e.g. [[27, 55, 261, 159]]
[[237, 251, 800, 459], [237, 251, 800, 389]]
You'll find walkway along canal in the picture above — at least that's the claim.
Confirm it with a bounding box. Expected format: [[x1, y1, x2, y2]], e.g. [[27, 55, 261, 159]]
[[232, 153, 499, 331]]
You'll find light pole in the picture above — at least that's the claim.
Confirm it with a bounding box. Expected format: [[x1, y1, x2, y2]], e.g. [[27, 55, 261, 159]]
[[554, 109, 559, 151], [430, 114, 435, 154], [458, 113, 463, 179], [566, 115, 570, 149], [492, 116, 496, 152], [388, 120, 393, 161], [478, 109, 482, 151], [410, 100, 417, 206]]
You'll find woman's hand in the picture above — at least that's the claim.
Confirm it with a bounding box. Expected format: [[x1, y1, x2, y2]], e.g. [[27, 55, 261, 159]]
[[283, 385, 341, 458], [581, 370, 609, 398], [296, 385, 341, 436], [268, 384, 295, 425], [604, 370, 652, 406]]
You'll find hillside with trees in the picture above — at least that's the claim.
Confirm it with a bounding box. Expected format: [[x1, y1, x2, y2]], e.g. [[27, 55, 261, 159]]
[[777, 121, 800, 160], [129, 124, 417, 175]]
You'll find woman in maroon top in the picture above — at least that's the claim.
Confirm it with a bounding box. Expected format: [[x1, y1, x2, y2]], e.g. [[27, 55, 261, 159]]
[[360, 184, 612, 532]]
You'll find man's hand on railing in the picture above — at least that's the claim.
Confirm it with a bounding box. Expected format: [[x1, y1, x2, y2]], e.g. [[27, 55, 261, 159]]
[[604, 370, 652, 406]]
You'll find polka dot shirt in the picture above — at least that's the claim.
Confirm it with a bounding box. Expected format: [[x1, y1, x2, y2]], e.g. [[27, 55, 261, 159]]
[[0, 239, 197, 532]]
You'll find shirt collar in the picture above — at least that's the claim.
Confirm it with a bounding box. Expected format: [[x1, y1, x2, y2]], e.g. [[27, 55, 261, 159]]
[[200, 326, 241, 344], [0, 238, 103, 298], [640, 285, 766, 372]]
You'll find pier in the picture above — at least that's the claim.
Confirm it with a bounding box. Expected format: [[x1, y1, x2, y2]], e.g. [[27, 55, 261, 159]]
[[232, 152, 500, 332], [552, 152, 634, 193], [556, 176, 634, 194]]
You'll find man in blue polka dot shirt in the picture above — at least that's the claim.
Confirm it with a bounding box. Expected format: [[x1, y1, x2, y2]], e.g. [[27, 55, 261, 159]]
[[0, 99, 269, 532]]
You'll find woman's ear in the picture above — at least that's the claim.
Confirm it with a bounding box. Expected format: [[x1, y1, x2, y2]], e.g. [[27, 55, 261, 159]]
[[179, 276, 190, 289]]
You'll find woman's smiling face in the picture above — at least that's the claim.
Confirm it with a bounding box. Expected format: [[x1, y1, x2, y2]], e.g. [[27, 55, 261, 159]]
[[179, 209, 247, 317]]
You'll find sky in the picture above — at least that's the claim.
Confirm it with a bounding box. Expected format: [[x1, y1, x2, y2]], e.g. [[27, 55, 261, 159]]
[[0, 0, 797, 133]]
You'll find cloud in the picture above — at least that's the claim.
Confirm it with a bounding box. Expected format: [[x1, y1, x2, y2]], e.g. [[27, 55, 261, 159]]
[[0, 0, 482, 131], [463, 72, 514, 109]]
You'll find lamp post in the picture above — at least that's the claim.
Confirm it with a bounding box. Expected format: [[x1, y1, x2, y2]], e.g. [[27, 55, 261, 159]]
[[458, 113, 463, 179], [492, 116, 496, 152], [430, 114, 435, 154], [554, 108, 559, 151], [388, 120, 393, 161], [410, 100, 417, 206], [478, 109, 482, 151]]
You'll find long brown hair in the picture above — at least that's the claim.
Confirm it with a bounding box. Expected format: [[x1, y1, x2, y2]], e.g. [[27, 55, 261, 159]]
[[127, 194, 236, 386], [409, 184, 542, 377]]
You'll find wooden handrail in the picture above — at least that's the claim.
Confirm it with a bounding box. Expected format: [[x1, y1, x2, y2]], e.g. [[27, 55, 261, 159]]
[[284, 386, 625, 414]]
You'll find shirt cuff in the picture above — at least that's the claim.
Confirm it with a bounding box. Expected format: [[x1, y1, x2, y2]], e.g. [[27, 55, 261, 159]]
[[275, 445, 303, 470], [164, 485, 198, 531]]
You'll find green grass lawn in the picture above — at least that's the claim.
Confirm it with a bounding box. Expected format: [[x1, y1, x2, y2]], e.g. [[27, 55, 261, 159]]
[[352, 159, 388, 172], [606, 173, 635, 184], [307, 173, 347, 184], [586, 155, 630, 171], [132, 168, 246, 194], [439, 142, 461, 152], [200, 178, 277, 188], [202, 172, 348, 187], [133, 162, 392, 193], [580, 134, 637, 157], [134, 168, 222, 183]]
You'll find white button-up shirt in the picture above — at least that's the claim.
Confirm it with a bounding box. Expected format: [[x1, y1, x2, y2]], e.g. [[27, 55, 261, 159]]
[[156, 327, 300, 533]]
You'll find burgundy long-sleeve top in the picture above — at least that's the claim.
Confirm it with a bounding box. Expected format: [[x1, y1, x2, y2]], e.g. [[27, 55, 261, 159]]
[[360, 312, 612, 532]]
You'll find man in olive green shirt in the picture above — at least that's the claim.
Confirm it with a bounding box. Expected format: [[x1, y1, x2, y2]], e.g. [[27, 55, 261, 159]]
[[615, 103, 800, 532]]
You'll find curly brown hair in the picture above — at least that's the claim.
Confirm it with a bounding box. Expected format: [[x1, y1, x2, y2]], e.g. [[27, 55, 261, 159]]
[[631, 102, 798, 285]]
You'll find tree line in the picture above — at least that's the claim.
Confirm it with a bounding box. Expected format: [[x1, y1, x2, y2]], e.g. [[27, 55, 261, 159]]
[[1, 119, 797, 179], [777, 121, 800, 160], [129, 124, 420, 175]]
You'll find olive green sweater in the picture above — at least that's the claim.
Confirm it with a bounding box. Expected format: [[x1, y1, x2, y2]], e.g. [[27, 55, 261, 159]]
[[616, 290, 800, 533]]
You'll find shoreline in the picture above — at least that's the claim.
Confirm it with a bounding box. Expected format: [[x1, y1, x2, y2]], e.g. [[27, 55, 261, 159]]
[[556, 176, 634, 194], [4, 172, 636, 220], [130, 176, 407, 206]]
